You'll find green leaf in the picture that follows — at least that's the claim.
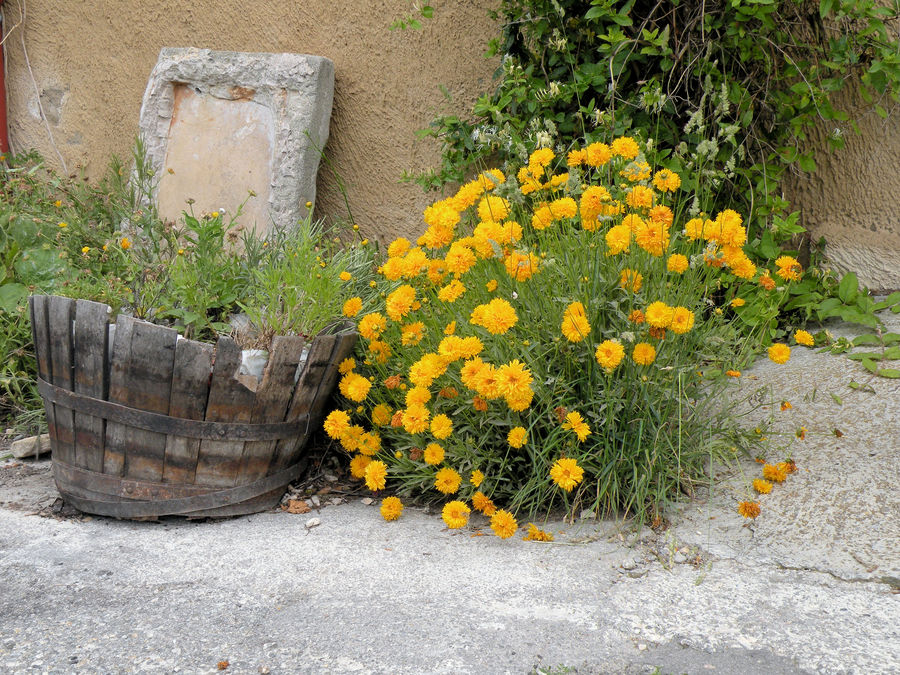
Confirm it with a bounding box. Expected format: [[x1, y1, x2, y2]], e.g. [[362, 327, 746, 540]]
[[798, 154, 817, 172], [830, 392, 842, 405], [838, 272, 859, 304], [862, 358, 878, 372], [852, 334, 880, 346], [877, 368, 900, 378], [0, 283, 27, 312]]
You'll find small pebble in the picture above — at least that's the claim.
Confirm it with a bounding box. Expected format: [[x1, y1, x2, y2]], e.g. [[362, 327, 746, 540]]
[[674, 552, 687, 564], [324, 473, 338, 482], [360, 498, 374, 506], [621, 558, 637, 570], [305, 518, 320, 529], [310, 495, 320, 507]]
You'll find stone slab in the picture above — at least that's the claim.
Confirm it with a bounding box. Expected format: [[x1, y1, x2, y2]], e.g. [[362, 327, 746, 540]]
[[138, 48, 334, 234], [9, 434, 51, 459]]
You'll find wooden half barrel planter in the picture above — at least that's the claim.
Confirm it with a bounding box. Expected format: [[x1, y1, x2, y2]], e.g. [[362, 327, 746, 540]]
[[29, 295, 357, 518]]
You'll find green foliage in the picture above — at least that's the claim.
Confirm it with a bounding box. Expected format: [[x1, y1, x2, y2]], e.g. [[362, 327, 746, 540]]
[[420, 0, 899, 225], [389, 2, 434, 30], [0, 146, 378, 430]]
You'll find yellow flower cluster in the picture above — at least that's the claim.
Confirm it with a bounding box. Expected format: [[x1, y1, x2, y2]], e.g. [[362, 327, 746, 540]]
[[740, 459, 798, 518], [322, 133, 795, 537]]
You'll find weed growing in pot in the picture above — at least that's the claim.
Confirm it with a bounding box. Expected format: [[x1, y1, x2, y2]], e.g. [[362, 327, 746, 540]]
[[326, 134, 809, 528]]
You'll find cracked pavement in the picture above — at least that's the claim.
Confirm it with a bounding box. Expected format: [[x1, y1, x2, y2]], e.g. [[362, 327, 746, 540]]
[[1, 314, 898, 674]]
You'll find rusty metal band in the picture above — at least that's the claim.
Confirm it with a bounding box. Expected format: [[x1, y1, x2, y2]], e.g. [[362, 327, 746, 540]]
[[38, 378, 310, 441], [53, 459, 307, 517]]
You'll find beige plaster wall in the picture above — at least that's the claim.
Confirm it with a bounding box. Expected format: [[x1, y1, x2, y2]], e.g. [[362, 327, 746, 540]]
[[1, 0, 498, 243], [784, 85, 900, 291]]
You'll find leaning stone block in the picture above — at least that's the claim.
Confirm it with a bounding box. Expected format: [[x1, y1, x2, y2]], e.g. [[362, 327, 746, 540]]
[[10, 434, 51, 459], [138, 48, 334, 234]]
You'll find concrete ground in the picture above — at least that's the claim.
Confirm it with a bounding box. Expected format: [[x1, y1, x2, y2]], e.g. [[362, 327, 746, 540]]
[[1, 316, 899, 675]]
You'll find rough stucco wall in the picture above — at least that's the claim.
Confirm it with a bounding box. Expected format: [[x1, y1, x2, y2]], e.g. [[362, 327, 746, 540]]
[[1, 0, 498, 243], [784, 88, 900, 292]]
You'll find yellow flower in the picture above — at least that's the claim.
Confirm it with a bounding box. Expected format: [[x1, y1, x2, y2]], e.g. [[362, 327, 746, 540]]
[[605, 224, 631, 256], [444, 242, 477, 275], [645, 301, 674, 328], [53, 199, 62, 207], [472, 491, 496, 516], [669, 307, 695, 334], [619, 268, 643, 293], [338, 425, 364, 451], [566, 148, 586, 166], [561, 301, 591, 343], [762, 463, 787, 482], [437, 279, 466, 303], [405, 386, 431, 407], [339, 271, 352, 282], [401, 404, 430, 434], [507, 426, 527, 448], [400, 321, 426, 346], [470, 469, 484, 488], [725, 370, 741, 378], [424, 443, 445, 465], [585, 142, 612, 166], [368, 340, 391, 364], [753, 479, 773, 494], [470, 298, 518, 335], [358, 313, 387, 340], [504, 250, 540, 282], [357, 431, 381, 456], [323, 409, 350, 439], [342, 297, 363, 317], [338, 372, 371, 402], [775, 255, 803, 282], [529, 147, 555, 168], [611, 136, 640, 159], [364, 460, 388, 491], [780, 400, 792, 411], [385, 284, 416, 321], [430, 413, 453, 439], [550, 457, 584, 492], [81, 246, 90, 254], [338, 357, 356, 374], [768, 343, 791, 364], [562, 411, 591, 442], [523, 523, 554, 542], [490, 510, 518, 539], [120, 237, 131, 249], [730, 297, 746, 308], [349, 454, 372, 479], [632, 342, 657, 366], [372, 403, 392, 426], [58, 221, 68, 228], [667, 254, 689, 274], [380, 496, 403, 521], [595, 340, 625, 371], [626, 185, 655, 209], [794, 329, 814, 346], [495, 360, 533, 400], [435, 467, 462, 495], [653, 168, 681, 192], [442, 500, 470, 529], [387, 237, 411, 258], [738, 501, 761, 519]]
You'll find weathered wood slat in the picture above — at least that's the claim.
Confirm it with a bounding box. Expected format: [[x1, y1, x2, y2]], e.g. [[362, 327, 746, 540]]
[[162, 339, 213, 484], [237, 335, 306, 484], [48, 296, 76, 465], [103, 315, 136, 476], [29, 296, 57, 453], [120, 320, 178, 482], [73, 300, 110, 472], [194, 337, 256, 488]]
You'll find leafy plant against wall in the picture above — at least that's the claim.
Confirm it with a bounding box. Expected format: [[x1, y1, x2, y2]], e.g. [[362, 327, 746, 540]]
[[415, 0, 900, 245]]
